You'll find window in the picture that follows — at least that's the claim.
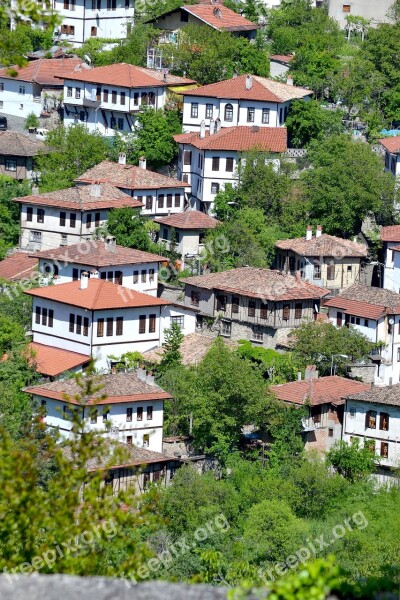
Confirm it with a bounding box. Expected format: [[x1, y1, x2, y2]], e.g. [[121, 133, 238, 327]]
[[139, 315, 146, 334], [90, 408, 97, 424], [260, 304, 268, 319], [206, 104, 213, 118], [0, 83, 4, 91], [295, 303, 302, 319], [126, 407, 132, 422], [343, 3, 351, 11], [103, 89, 108, 102], [97, 318, 104, 337], [27, 207, 33, 222], [111, 90, 117, 103], [59, 211, 66, 227], [74, 87, 81, 99], [173, 193, 180, 208], [328, 428, 334, 437], [120, 91, 126, 106], [381, 441, 389, 458], [143, 434, 150, 448], [5, 159, 16, 171], [116, 316, 123, 336], [216, 294, 227, 312], [158, 194, 164, 208], [365, 410, 377, 429], [30, 231, 42, 243], [35, 306, 41, 324], [115, 271, 122, 285], [337, 311, 342, 326], [248, 300, 256, 317], [86, 213, 92, 229], [190, 102, 198, 118], [347, 265, 352, 273], [232, 296, 239, 314], [36, 208, 44, 223], [72, 268, 79, 281], [95, 212, 100, 227], [106, 317, 113, 336], [191, 290, 199, 306], [183, 150, 192, 165], [180, 8, 189, 21], [224, 103, 233, 121], [137, 195, 143, 206], [149, 314, 156, 333], [313, 261, 321, 279], [149, 269, 155, 283], [247, 107, 255, 122], [42, 308, 48, 326], [262, 108, 270, 124], [211, 182, 220, 194], [212, 157, 220, 171], [70, 213, 76, 228], [252, 327, 263, 341], [76, 315, 82, 335], [364, 319, 369, 327], [145, 196, 152, 210], [91, 26, 97, 36], [141, 92, 148, 105], [349, 407, 356, 418], [83, 317, 89, 336], [147, 406, 153, 420], [148, 92, 155, 106], [19, 86, 25, 95], [327, 263, 335, 280], [282, 303, 290, 320], [380, 412, 389, 431], [137, 406, 143, 421], [79, 110, 85, 122], [69, 313, 75, 333], [221, 320, 231, 336], [117, 117, 123, 130], [171, 315, 184, 328], [107, 0, 117, 8], [103, 409, 109, 422], [141, 269, 147, 283], [133, 270, 139, 284], [167, 194, 172, 208], [226, 157, 234, 172]]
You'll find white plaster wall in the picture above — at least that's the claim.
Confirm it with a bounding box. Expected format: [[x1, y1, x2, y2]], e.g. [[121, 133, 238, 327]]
[[0, 79, 41, 118], [160, 304, 197, 341]]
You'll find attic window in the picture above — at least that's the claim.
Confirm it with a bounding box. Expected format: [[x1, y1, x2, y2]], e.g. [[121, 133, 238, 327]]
[[342, 4, 351, 11]]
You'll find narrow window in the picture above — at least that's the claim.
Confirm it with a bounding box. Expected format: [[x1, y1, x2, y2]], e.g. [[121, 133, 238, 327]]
[[126, 407, 132, 422], [127, 435, 132, 445], [226, 157, 234, 172], [70, 213, 76, 228], [72, 268, 79, 281], [262, 108, 270, 124], [380, 412, 389, 431], [86, 213, 92, 229], [60, 211, 66, 226], [206, 104, 213, 118], [183, 150, 192, 165], [137, 406, 143, 421], [232, 296, 239, 314], [167, 194, 173, 207], [381, 441, 389, 458], [147, 406, 153, 420], [190, 102, 198, 118], [247, 107, 255, 122], [35, 306, 41, 324], [133, 270, 139, 284], [111, 90, 117, 103], [149, 314, 156, 333], [69, 313, 75, 333], [337, 311, 342, 326], [90, 408, 97, 423], [37, 208, 45, 223], [248, 300, 256, 317], [83, 317, 89, 336], [149, 269, 155, 282], [97, 318, 104, 337], [158, 194, 164, 208], [294, 303, 302, 319], [143, 434, 149, 447], [41, 308, 47, 326], [224, 103, 233, 121], [27, 207, 33, 222], [141, 270, 146, 283], [95, 212, 100, 227], [145, 196, 152, 210], [327, 264, 335, 280], [139, 315, 146, 334], [365, 410, 377, 429], [106, 317, 113, 336], [212, 157, 220, 171], [282, 303, 290, 320], [76, 315, 82, 335], [103, 89, 108, 102], [48, 309, 54, 328], [115, 271, 122, 285], [120, 91, 126, 105], [191, 291, 199, 306], [116, 316, 123, 336]]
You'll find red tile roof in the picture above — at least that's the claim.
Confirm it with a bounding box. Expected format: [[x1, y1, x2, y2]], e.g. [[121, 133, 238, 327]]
[[29, 342, 90, 377], [14, 183, 142, 211], [270, 54, 295, 64], [182, 3, 257, 31], [32, 241, 167, 267], [323, 284, 400, 319], [275, 233, 367, 258], [270, 376, 370, 407], [154, 210, 219, 229], [379, 136, 400, 153], [0, 58, 86, 86], [181, 74, 311, 102], [380, 225, 400, 242], [0, 252, 38, 281], [24, 278, 170, 310], [181, 267, 329, 301], [24, 371, 172, 404], [174, 126, 287, 152], [61, 63, 195, 87], [75, 160, 188, 190]]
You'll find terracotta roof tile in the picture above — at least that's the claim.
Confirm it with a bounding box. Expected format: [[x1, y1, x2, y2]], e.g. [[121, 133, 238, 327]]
[[29, 342, 90, 377], [324, 284, 400, 319], [13, 183, 142, 211], [270, 54, 295, 63], [182, 3, 257, 31], [181, 74, 311, 102], [346, 383, 400, 406], [154, 210, 219, 229], [0, 252, 38, 281], [0, 58, 85, 85], [275, 233, 368, 258], [380, 225, 400, 242], [181, 267, 329, 300], [62, 63, 195, 87], [24, 371, 172, 404], [174, 126, 287, 152], [76, 160, 188, 190], [379, 136, 400, 153], [83, 441, 174, 471], [0, 131, 49, 157], [24, 278, 170, 310], [271, 376, 370, 406], [144, 332, 237, 365], [32, 241, 167, 267]]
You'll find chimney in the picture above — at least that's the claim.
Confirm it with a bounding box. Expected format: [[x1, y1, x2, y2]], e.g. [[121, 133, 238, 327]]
[[136, 367, 147, 382], [80, 271, 89, 290], [105, 235, 116, 253], [215, 117, 221, 132], [111, 366, 117, 375], [31, 184, 39, 195], [139, 156, 147, 170], [209, 118, 215, 135], [90, 269, 99, 278], [297, 371, 302, 381], [306, 225, 312, 241], [118, 152, 126, 165], [199, 120, 206, 138], [245, 75, 253, 90], [305, 365, 318, 380], [90, 183, 101, 197], [286, 75, 294, 86], [316, 225, 322, 238], [213, 6, 222, 18]]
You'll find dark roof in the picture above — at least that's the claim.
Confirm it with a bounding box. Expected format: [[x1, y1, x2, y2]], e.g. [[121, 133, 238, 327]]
[[275, 233, 367, 258], [174, 126, 287, 152], [154, 210, 219, 229], [33, 241, 167, 267], [24, 371, 172, 404], [181, 267, 329, 301], [0, 252, 38, 281], [0, 58, 86, 85], [271, 376, 371, 406], [0, 131, 48, 157], [346, 384, 400, 407], [324, 285, 400, 319], [61, 63, 195, 87]]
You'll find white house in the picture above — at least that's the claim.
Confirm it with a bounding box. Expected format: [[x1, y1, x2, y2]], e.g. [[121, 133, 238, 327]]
[[24, 370, 170, 451], [380, 136, 400, 178], [75, 156, 193, 216], [343, 385, 400, 471], [33, 236, 167, 296], [24, 275, 197, 370], [0, 57, 85, 119], [61, 63, 196, 135], [14, 182, 142, 251], [324, 284, 400, 386], [154, 210, 219, 268], [180, 74, 312, 133], [174, 125, 287, 213], [381, 225, 400, 291]]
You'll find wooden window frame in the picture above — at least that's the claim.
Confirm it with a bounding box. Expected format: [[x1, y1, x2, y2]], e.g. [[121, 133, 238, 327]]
[[106, 317, 113, 337], [97, 318, 104, 337], [139, 315, 146, 334]]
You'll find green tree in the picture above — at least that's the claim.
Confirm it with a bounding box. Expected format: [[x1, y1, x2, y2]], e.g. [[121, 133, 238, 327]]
[[286, 99, 345, 147], [36, 125, 109, 192], [236, 341, 301, 383], [158, 322, 184, 374], [332, 57, 385, 116], [327, 438, 377, 483], [106, 207, 154, 251], [132, 108, 181, 169], [108, 24, 160, 66], [25, 112, 40, 131], [0, 176, 31, 258]]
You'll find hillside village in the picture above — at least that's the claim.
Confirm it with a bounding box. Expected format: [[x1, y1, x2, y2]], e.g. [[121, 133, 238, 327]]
[[2, 0, 400, 597]]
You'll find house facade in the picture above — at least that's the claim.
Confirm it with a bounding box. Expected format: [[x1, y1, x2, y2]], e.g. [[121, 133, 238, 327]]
[[24, 371, 170, 451], [75, 156, 192, 216], [0, 131, 48, 180], [180, 74, 312, 133], [15, 182, 142, 251], [381, 225, 400, 292], [61, 63, 195, 135], [328, 0, 393, 29], [324, 284, 400, 386], [275, 225, 368, 291], [380, 136, 400, 178], [181, 267, 329, 349], [174, 126, 287, 213]]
